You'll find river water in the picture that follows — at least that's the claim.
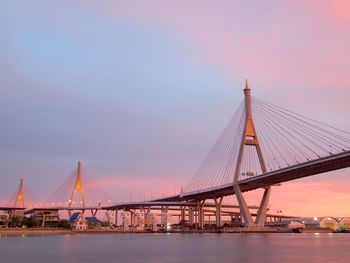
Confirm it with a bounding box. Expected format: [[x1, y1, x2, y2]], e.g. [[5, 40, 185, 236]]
[[1, 233, 349, 263]]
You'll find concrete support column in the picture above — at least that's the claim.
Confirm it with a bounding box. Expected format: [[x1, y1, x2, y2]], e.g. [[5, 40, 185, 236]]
[[115, 210, 118, 226], [255, 186, 271, 227], [180, 206, 185, 222], [122, 209, 128, 230], [161, 206, 168, 227], [130, 211, 135, 225], [214, 196, 223, 228], [91, 209, 98, 217], [234, 183, 254, 227], [188, 207, 194, 225], [200, 205, 205, 229], [146, 207, 151, 224], [42, 214, 46, 228], [198, 205, 202, 229], [197, 201, 205, 230]]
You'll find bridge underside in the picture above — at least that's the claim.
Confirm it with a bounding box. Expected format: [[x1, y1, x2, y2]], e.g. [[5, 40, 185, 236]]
[[155, 151, 350, 202]]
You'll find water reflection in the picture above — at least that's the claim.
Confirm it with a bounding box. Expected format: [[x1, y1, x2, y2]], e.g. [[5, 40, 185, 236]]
[[0, 233, 349, 263]]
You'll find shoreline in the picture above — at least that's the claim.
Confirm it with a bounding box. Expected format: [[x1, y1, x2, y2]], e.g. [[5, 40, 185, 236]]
[[0, 229, 75, 237], [0, 228, 343, 237], [0, 229, 261, 237]]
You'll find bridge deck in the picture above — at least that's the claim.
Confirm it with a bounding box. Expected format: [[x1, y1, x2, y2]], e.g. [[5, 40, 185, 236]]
[[154, 151, 350, 202]]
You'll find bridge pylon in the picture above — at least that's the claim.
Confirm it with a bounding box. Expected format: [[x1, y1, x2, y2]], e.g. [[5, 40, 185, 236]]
[[233, 80, 271, 228], [14, 176, 25, 208], [68, 159, 85, 218]]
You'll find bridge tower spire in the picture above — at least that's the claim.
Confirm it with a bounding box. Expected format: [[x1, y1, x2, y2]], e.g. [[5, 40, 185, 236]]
[[233, 80, 271, 228], [68, 159, 85, 217], [14, 176, 25, 208]]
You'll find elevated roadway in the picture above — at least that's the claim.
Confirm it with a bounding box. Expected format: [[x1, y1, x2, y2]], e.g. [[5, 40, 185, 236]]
[[153, 150, 350, 202]]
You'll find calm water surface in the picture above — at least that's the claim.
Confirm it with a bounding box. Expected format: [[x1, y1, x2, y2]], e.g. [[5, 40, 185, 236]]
[[1, 233, 349, 263]]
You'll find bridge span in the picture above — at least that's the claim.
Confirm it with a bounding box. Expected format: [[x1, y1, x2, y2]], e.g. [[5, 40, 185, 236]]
[[145, 80, 350, 230], [155, 150, 350, 202], [5, 81, 349, 231]]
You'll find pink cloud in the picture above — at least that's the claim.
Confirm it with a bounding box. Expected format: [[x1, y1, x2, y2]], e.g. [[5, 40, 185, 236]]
[[329, 0, 350, 24], [79, 1, 350, 116], [240, 179, 350, 217], [90, 174, 189, 201]]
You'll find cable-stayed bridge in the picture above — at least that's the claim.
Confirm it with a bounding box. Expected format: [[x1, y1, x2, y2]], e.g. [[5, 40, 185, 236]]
[[148, 80, 350, 229], [3, 80, 350, 230]]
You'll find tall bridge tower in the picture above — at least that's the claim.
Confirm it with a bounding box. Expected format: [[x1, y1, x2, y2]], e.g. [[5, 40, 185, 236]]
[[234, 80, 270, 228], [68, 159, 85, 217], [183, 79, 350, 229], [14, 176, 25, 208]]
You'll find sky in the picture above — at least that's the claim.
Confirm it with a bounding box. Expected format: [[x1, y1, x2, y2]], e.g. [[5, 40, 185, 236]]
[[1, 0, 350, 217]]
